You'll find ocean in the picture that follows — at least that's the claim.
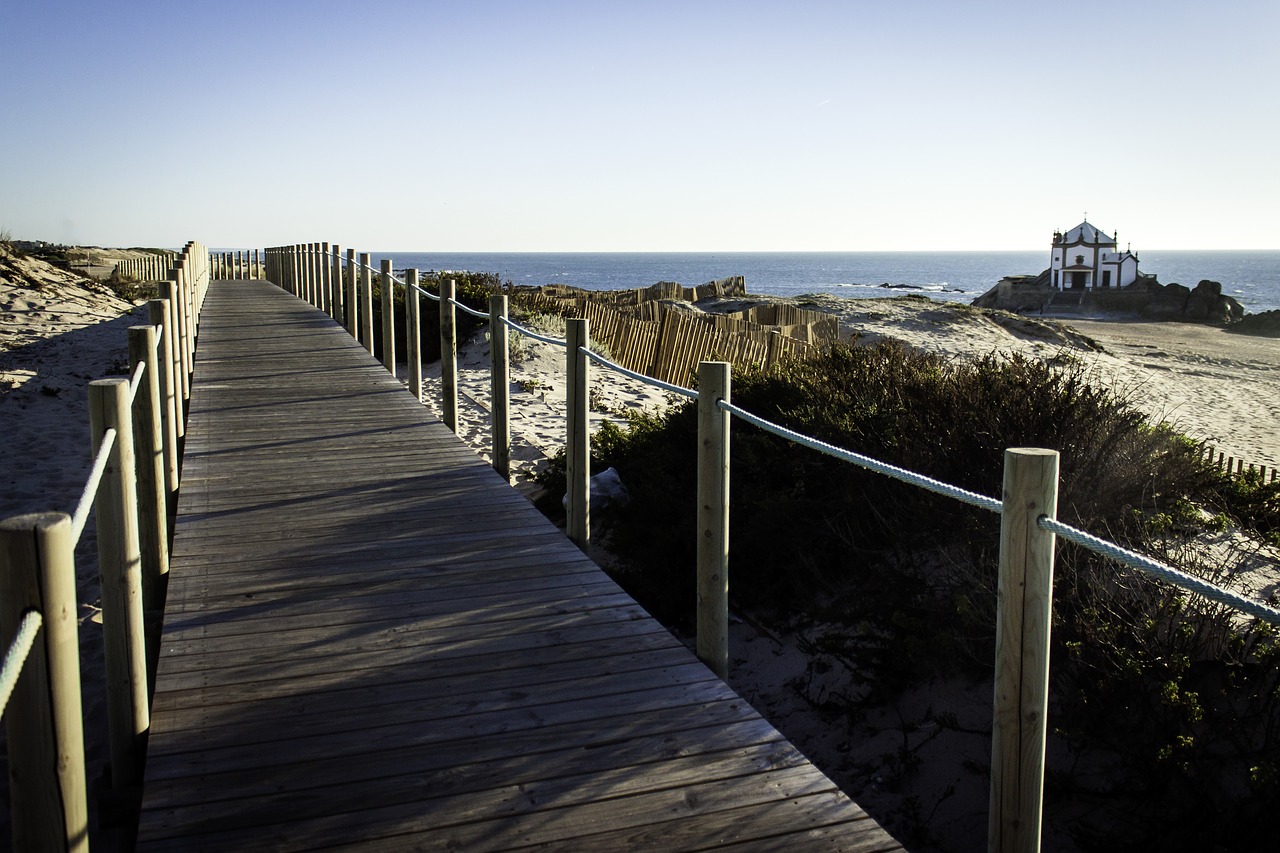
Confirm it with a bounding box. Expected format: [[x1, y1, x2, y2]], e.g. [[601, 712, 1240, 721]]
[[367, 250, 1280, 315]]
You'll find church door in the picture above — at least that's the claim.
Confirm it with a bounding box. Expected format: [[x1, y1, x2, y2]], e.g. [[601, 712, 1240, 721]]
[[1071, 272, 1086, 289]]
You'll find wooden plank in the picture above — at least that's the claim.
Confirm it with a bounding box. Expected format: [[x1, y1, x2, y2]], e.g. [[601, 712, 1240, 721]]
[[137, 280, 903, 851]]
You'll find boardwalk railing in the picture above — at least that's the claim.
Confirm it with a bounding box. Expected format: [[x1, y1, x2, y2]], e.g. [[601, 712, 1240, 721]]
[[262, 242, 1280, 853], [207, 249, 262, 281], [1, 241, 209, 852], [110, 252, 176, 283], [259, 244, 1280, 850]]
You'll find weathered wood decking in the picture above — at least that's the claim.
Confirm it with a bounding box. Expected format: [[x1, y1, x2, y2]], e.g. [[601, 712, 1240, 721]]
[[137, 280, 904, 851]]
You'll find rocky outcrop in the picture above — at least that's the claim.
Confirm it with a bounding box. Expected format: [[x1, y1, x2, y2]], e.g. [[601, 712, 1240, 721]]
[[1142, 280, 1244, 324], [974, 272, 1245, 326], [1226, 309, 1280, 338]]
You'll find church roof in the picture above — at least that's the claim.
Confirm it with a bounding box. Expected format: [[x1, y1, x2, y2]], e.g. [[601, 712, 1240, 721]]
[[1061, 220, 1117, 246]]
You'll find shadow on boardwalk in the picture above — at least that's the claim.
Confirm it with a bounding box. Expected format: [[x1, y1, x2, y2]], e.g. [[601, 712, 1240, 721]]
[[136, 281, 903, 851]]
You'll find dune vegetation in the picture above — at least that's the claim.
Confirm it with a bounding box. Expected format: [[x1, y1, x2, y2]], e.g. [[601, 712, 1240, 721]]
[[536, 339, 1280, 851]]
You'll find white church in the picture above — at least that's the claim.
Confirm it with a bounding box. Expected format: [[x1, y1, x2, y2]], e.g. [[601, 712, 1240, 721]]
[[1049, 219, 1141, 290]]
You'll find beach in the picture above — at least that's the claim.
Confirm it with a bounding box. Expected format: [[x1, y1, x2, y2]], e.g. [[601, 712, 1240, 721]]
[[4, 250, 1279, 849]]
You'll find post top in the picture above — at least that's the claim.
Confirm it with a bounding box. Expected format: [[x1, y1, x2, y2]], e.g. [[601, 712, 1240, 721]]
[[1005, 447, 1059, 458], [0, 510, 72, 532], [89, 377, 130, 388]]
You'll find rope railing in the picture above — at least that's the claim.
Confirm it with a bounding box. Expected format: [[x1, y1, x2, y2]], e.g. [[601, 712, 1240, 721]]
[[0, 610, 42, 718], [506, 317, 568, 349], [263, 240, 1280, 853], [70, 426, 116, 544], [1041, 516, 1280, 625], [580, 347, 698, 400], [2, 238, 208, 851], [719, 399, 1005, 513]]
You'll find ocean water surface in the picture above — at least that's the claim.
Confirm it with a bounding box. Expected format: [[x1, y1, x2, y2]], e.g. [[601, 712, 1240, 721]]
[[368, 250, 1280, 315]]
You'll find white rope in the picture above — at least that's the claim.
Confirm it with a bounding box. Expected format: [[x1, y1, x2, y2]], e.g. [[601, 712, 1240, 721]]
[[580, 347, 698, 399], [127, 361, 146, 402], [71, 427, 116, 545], [450, 296, 490, 320], [1040, 517, 1280, 626], [0, 610, 42, 718], [409, 280, 441, 302], [719, 400, 1005, 513], [502, 315, 568, 348]]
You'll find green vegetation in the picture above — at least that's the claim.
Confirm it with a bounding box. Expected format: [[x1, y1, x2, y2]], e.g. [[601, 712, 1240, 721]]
[[103, 268, 158, 302], [536, 339, 1280, 851], [369, 271, 501, 363]]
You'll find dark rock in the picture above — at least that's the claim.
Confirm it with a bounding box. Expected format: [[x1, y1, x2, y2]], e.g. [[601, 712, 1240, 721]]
[[1143, 282, 1190, 318], [1227, 309, 1280, 338]]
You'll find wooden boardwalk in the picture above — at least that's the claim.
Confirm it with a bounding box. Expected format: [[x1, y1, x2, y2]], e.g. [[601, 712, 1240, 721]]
[[137, 280, 904, 851]]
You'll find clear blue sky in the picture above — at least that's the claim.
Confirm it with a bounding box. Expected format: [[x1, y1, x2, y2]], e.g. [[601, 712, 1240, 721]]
[[2, 0, 1276, 251]]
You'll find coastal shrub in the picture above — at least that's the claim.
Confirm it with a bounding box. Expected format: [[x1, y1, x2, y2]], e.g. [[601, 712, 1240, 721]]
[[369, 271, 502, 363], [104, 268, 157, 302], [1217, 467, 1280, 547], [536, 338, 1280, 850]]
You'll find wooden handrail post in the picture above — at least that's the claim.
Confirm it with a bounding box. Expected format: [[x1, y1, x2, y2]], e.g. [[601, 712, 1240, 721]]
[[989, 447, 1059, 853], [89, 379, 150, 792], [128, 325, 170, 700], [161, 282, 186, 437], [344, 248, 357, 337], [168, 265, 192, 405], [405, 269, 422, 401], [0, 512, 89, 853], [330, 243, 343, 323], [360, 253, 375, 354], [302, 243, 313, 305], [566, 318, 590, 549], [490, 293, 511, 481], [379, 258, 396, 375], [696, 361, 731, 679], [440, 279, 458, 431], [319, 242, 332, 317], [148, 299, 180, 507]]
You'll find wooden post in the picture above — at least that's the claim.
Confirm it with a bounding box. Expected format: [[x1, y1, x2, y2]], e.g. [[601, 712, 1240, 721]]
[[696, 361, 731, 680], [168, 266, 192, 404], [989, 447, 1059, 853], [344, 248, 357, 337], [89, 379, 150, 792], [305, 244, 313, 302], [319, 242, 332, 317], [128, 325, 169, 699], [490, 294, 511, 481], [440, 279, 458, 431], [181, 258, 197, 366], [0, 512, 89, 853], [162, 282, 186, 437], [330, 244, 344, 324], [360, 253, 375, 355], [379, 259, 396, 375], [566, 318, 590, 549], [405, 269, 422, 401], [149, 299, 180, 514]]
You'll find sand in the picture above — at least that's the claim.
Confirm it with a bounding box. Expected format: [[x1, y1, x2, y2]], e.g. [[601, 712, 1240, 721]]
[[4, 251, 1278, 850]]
